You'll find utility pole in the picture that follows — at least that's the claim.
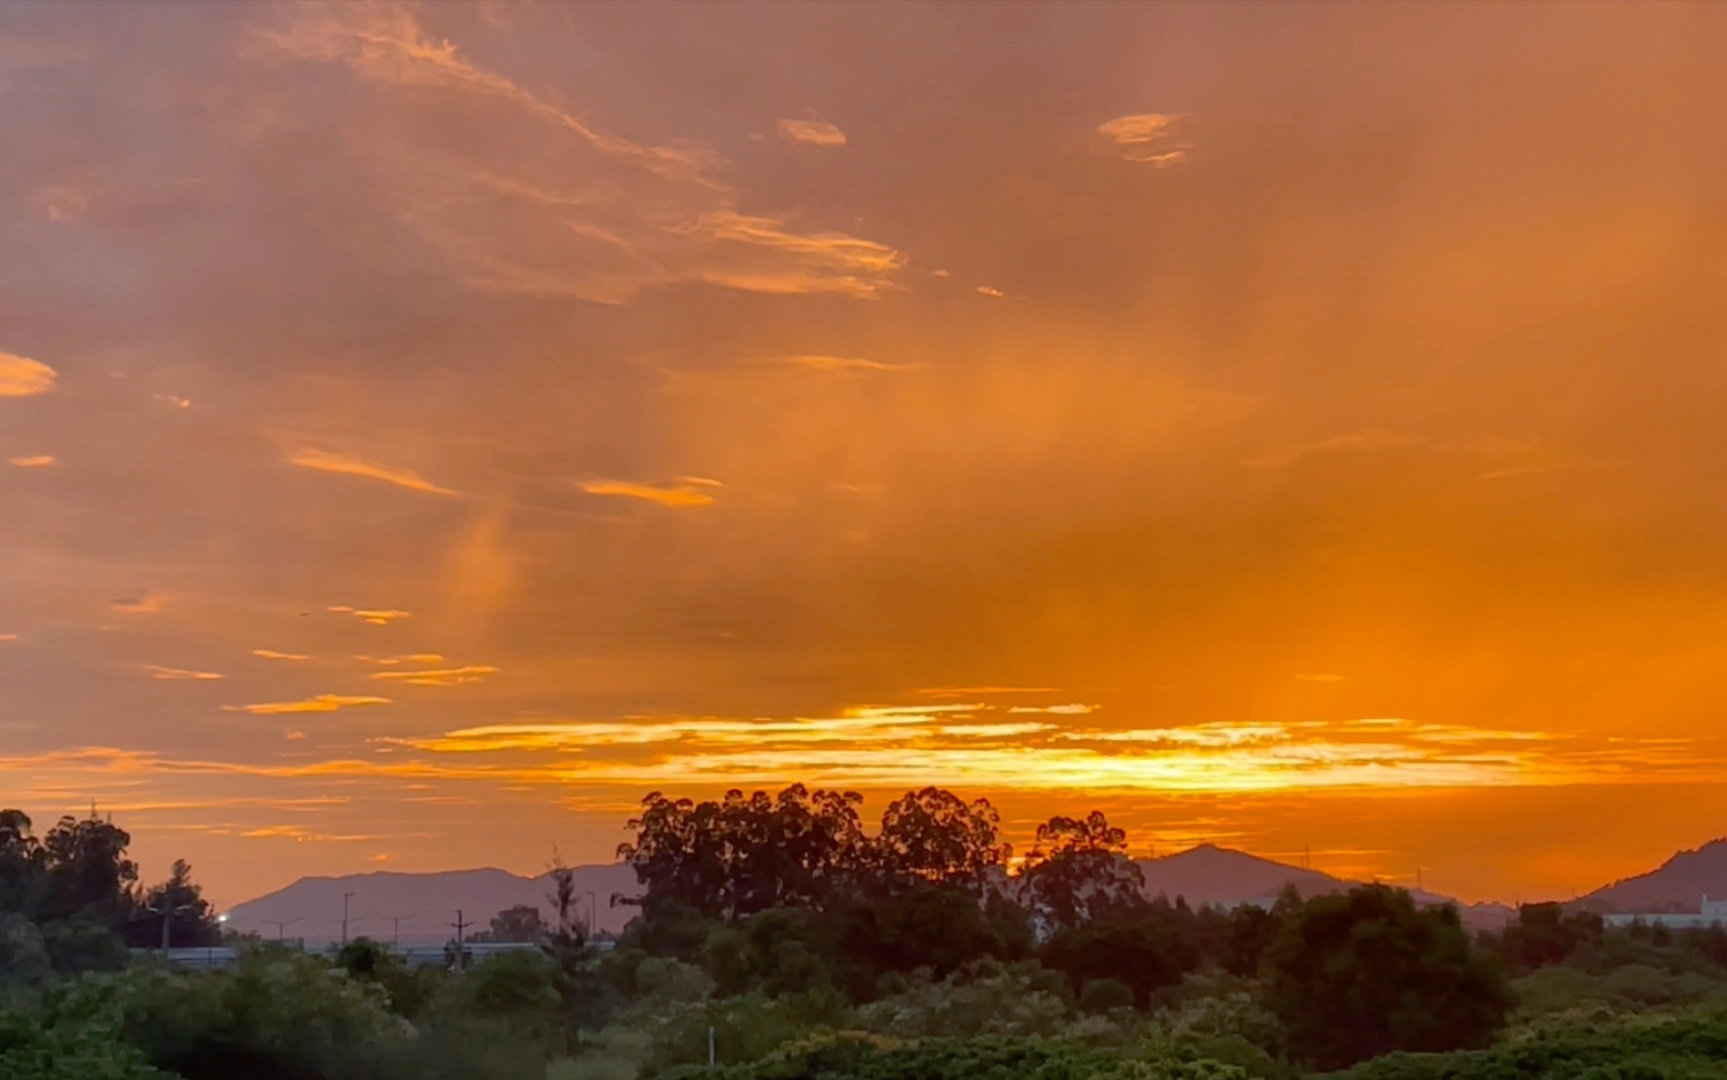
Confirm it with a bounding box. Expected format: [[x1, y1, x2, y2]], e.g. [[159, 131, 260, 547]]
[[584, 891, 597, 936], [264, 917, 302, 943], [386, 914, 413, 949], [341, 891, 356, 944], [452, 909, 469, 972]]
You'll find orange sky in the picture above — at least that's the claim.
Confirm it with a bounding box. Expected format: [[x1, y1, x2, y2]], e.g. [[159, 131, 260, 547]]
[[4, 1, 1727, 908]]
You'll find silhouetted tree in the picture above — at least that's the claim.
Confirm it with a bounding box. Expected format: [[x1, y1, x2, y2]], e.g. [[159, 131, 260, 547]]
[[127, 859, 219, 949], [1263, 884, 1512, 1069], [1019, 811, 1145, 931], [618, 784, 868, 921], [1499, 901, 1603, 972], [872, 787, 1010, 894], [474, 904, 547, 944], [41, 814, 137, 925]]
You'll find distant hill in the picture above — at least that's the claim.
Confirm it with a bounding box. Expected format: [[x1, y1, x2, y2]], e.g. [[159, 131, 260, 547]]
[[225, 843, 1520, 944], [223, 864, 640, 945], [1134, 843, 1340, 905], [1578, 838, 1727, 914], [1134, 843, 1514, 929]]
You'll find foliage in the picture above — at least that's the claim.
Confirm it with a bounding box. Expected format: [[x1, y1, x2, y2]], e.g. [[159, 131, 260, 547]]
[[1262, 885, 1512, 1070], [472, 902, 549, 944], [1041, 905, 1201, 1009], [1332, 1010, 1727, 1080], [619, 785, 868, 921], [655, 1032, 1249, 1080], [126, 859, 220, 950], [1020, 812, 1147, 931], [855, 961, 1074, 1041], [0, 808, 217, 973], [1497, 902, 1606, 974]]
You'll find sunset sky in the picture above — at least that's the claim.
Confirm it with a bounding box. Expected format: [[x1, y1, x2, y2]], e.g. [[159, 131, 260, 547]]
[[4, 1, 1727, 908]]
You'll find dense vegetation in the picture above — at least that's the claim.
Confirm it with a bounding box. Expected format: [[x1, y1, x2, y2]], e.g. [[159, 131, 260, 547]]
[[4, 789, 1726, 1079]]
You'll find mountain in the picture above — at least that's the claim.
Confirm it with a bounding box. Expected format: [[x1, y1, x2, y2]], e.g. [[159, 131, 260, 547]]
[[1133, 844, 1514, 929], [223, 863, 640, 945], [1134, 843, 1341, 905], [1578, 837, 1727, 913], [226, 844, 1519, 945]]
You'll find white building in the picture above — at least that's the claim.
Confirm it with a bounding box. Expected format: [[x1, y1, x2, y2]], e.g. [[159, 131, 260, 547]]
[[1601, 895, 1727, 930]]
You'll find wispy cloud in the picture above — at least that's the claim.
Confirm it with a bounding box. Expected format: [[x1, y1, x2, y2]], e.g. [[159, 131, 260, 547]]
[[370, 664, 499, 687], [0, 352, 57, 397], [329, 606, 410, 626], [111, 594, 168, 614], [976, 286, 1005, 297], [7, 455, 55, 468], [1097, 113, 1190, 166], [229, 694, 391, 715], [777, 113, 847, 147], [289, 448, 456, 496], [679, 212, 906, 299], [252, 649, 310, 662], [144, 666, 226, 681], [916, 687, 1063, 697], [1008, 703, 1099, 715], [384, 708, 1720, 794], [0, 634, 18, 644], [262, 6, 903, 304], [363, 654, 445, 666], [578, 478, 718, 508], [783, 355, 915, 374], [154, 393, 192, 409], [1244, 429, 1421, 468]]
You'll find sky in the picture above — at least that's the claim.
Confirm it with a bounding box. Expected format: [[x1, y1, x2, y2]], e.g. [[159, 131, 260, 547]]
[[4, 1, 1727, 909]]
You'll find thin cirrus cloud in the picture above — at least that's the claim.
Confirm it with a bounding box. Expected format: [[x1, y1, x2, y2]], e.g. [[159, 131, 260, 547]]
[[0, 352, 57, 397], [777, 113, 847, 147], [1096, 113, 1189, 166], [260, 5, 903, 304], [382, 709, 1725, 794], [288, 447, 456, 496], [578, 478, 719, 508], [369, 664, 499, 687], [252, 649, 310, 662], [143, 666, 225, 681], [328, 606, 410, 626], [228, 694, 392, 715], [363, 654, 445, 666], [7, 456, 56, 468], [783, 355, 915, 374]]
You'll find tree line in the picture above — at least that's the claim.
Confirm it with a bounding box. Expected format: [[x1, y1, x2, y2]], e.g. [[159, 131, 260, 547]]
[[612, 784, 1513, 1069], [0, 808, 220, 981]]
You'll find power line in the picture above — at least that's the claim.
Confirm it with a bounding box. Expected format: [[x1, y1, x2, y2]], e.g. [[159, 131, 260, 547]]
[[263, 917, 302, 942], [451, 909, 470, 972], [341, 891, 357, 944]]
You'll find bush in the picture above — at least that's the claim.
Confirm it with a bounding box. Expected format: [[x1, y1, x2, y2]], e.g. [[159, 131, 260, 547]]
[[656, 1032, 1248, 1080], [1332, 1010, 1727, 1080]]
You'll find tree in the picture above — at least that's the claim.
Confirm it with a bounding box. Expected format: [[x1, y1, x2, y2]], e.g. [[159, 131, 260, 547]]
[[1262, 884, 1512, 1069], [40, 814, 137, 925], [1040, 907, 1200, 1009], [618, 785, 867, 922], [0, 811, 46, 917], [872, 788, 1010, 894], [1499, 901, 1603, 973], [126, 859, 219, 949], [474, 904, 547, 944], [1018, 811, 1145, 931]]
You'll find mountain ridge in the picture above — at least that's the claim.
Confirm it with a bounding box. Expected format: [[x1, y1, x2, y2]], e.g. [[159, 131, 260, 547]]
[[1578, 837, 1727, 913], [225, 843, 1516, 943]]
